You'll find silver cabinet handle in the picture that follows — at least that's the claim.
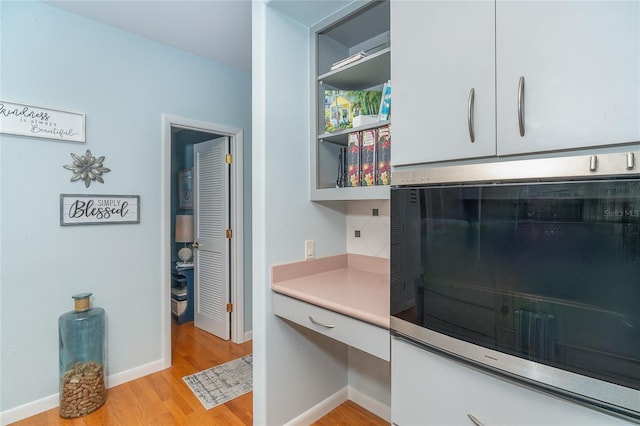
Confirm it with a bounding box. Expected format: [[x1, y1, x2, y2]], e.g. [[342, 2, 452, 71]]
[[308, 316, 335, 328], [467, 414, 484, 426], [468, 88, 476, 143], [518, 76, 525, 137]]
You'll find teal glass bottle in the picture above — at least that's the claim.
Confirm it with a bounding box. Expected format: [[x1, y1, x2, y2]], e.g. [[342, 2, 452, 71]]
[[58, 293, 106, 418]]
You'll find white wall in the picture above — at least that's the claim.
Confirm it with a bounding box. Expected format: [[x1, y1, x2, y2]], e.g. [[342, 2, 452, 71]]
[[346, 200, 391, 420], [0, 1, 251, 419], [346, 200, 390, 258], [252, 2, 351, 424], [348, 347, 391, 421]]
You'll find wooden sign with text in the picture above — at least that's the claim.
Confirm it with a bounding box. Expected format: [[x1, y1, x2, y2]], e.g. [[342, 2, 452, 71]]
[[60, 194, 140, 226], [0, 101, 85, 142]]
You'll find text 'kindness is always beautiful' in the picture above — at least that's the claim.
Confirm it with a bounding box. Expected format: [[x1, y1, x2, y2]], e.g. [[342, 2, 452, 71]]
[[0, 101, 85, 142]]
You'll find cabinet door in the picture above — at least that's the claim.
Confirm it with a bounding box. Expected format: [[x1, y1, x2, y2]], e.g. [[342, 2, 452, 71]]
[[496, 1, 640, 156], [391, 1, 495, 166], [391, 337, 632, 426]]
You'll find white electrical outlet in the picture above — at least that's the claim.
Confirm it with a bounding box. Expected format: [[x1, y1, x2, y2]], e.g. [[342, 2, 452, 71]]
[[304, 240, 315, 260]]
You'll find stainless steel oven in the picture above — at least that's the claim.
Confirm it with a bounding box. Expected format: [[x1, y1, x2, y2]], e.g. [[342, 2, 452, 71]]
[[390, 152, 640, 422]]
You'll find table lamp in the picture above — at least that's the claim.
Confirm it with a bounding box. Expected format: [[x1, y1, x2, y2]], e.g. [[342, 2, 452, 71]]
[[175, 214, 194, 264]]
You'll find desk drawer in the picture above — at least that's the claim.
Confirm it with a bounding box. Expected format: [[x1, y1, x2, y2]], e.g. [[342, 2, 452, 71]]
[[273, 293, 389, 361]]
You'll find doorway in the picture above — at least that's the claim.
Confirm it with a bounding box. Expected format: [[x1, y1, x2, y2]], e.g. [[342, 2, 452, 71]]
[[161, 114, 245, 368]]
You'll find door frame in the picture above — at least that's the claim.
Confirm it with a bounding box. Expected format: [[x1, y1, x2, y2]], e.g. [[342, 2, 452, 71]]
[[161, 114, 245, 367]]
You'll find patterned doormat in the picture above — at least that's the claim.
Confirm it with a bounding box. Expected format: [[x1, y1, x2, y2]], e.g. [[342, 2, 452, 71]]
[[183, 354, 253, 410]]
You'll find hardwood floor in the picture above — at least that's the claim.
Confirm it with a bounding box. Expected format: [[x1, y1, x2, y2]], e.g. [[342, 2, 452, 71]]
[[311, 401, 388, 426], [12, 321, 388, 425]]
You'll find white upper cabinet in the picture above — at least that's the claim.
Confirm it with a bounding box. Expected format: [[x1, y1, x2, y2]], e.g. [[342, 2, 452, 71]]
[[391, 1, 496, 165], [391, 1, 640, 166], [496, 1, 640, 156]]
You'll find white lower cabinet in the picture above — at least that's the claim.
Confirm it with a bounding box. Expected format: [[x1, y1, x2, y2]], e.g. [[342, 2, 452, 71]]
[[391, 336, 632, 426], [273, 293, 390, 361]]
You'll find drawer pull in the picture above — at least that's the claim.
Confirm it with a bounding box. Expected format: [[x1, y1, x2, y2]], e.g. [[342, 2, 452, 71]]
[[308, 316, 335, 328], [467, 414, 484, 426]]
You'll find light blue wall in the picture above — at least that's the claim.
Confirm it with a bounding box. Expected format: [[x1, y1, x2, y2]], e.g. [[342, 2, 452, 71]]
[[252, 3, 349, 424], [0, 1, 251, 414]]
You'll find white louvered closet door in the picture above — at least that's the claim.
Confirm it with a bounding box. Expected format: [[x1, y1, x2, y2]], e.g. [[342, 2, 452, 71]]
[[193, 136, 230, 340]]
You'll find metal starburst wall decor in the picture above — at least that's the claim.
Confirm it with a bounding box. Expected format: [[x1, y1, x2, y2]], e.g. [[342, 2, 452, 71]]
[[63, 149, 111, 188]]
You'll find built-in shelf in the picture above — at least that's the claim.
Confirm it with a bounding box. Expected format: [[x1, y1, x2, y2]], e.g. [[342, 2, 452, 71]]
[[311, 185, 389, 202], [319, 120, 391, 145], [311, 0, 391, 202], [319, 48, 390, 91]]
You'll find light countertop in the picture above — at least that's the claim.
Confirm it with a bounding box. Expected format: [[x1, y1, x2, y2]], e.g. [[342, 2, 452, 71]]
[[271, 254, 390, 328]]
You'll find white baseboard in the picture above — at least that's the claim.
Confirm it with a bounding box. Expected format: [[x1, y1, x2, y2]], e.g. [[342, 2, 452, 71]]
[[243, 330, 253, 342], [0, 358, 166, 426], [284, 387, 348, 426], [0, 393, 59, 426], [348, 385, 391, 423], [106, 358, 165, 388]]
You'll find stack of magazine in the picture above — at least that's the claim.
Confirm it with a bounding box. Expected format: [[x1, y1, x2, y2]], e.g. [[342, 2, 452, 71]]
[[337, 123, 391, 188], [331, 51, 367, 70], [335, 79, 391, 188], [329, 37, 390, 72]]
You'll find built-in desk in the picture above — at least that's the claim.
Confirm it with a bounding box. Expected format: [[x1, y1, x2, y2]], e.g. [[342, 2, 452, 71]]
[[271, 254, 390, 361]]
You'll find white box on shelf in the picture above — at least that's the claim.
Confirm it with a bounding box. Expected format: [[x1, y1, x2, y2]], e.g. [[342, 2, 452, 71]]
[[353, 115, 378, 127]]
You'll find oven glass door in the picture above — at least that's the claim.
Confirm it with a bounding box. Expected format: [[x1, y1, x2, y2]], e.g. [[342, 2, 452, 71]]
[[391, 179, 640, 391]]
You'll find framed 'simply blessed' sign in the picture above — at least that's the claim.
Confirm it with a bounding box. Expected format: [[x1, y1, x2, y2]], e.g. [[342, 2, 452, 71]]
[[60, 194, 140, 226], [0, 101, 85, 142]]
